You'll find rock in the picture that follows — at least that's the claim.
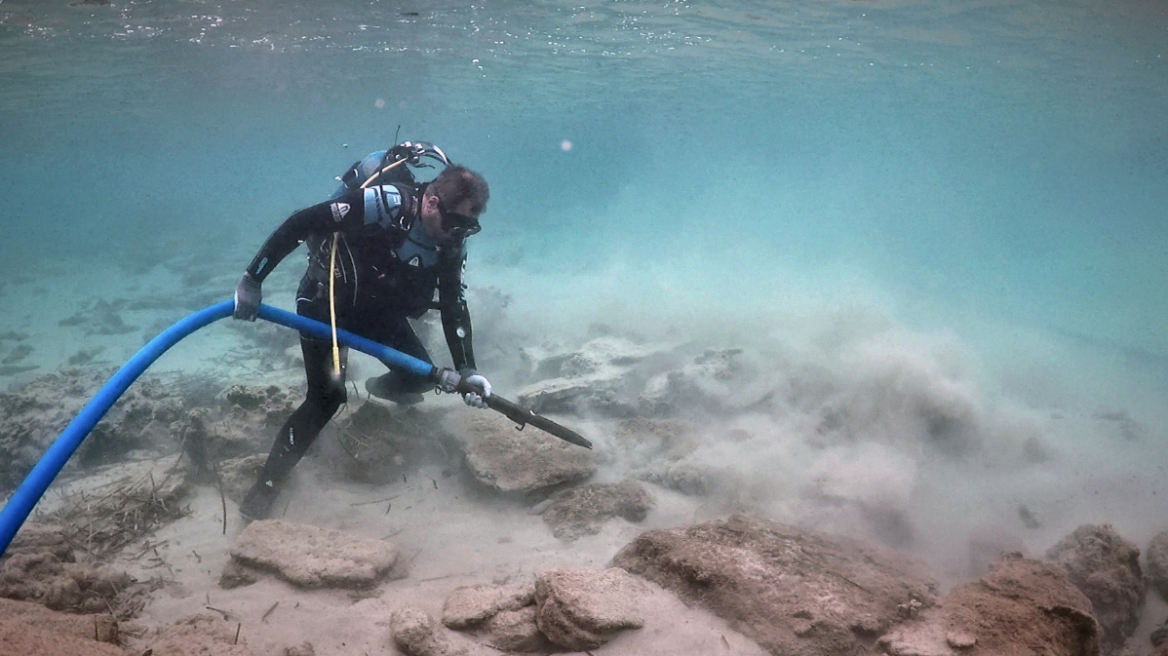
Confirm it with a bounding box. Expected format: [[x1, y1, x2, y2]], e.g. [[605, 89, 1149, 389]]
[[878, 553, 1100, 656], [0, 597, 125, 656], [329, 400, 453, 485], [217, 560, 261, 589], [1146, 532, 1168, 603], [442, 582, 534, 629], [0, 523, 135, 613], [0, 368, 190, 489], [639, 347, 763, 415], [966, 526, 1026, 578], [226, 519, 399, 588], [541, 480, 654, 541], [534, 568, 646, 650], [445, 411, 595, 494], [391, 606, 497, 656], [516, 336, 662, 417], [612, 514, 937, 656], [480, 606, 548, 652], [441, 582, 548, 652], [1046, 524, 1144, 654], [613, 416, 700, 455]]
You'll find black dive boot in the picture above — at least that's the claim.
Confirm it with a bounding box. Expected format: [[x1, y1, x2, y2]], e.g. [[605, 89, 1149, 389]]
[[365, 372, 425, 405]]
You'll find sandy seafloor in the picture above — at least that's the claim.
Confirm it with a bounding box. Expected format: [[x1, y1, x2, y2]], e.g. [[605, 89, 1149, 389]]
[[3, 239, 1168, 654]]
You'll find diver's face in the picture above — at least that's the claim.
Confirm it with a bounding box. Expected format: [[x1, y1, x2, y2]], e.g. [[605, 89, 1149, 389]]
[[421, 192, 481, 242]]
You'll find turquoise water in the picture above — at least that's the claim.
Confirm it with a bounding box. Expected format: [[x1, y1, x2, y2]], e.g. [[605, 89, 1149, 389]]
[[3, 0, 1164, 353], [2, 0, 1167, 540]]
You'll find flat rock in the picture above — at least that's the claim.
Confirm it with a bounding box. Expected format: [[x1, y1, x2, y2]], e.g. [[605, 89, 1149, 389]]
[[226, 519, 398, 589], [1045, 524, 1144, 655], [541, 480, 654, 541], [445, 411, 595, 494], [392, 606, 497, 656], [480, 606, 548, 652], [1145, 531, 1168, 603], [442, 582, 535, 629], [878, 553, 1100, 656], [611, 514, 937, 656], [534, 567, 647, 650]]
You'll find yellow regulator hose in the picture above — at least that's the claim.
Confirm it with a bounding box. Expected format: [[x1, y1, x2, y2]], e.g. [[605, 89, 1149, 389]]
[[328, 232, 341, 379]]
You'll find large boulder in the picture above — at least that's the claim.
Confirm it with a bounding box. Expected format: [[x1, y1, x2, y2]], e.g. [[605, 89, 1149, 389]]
[[540, 480, 654, 541], [877, 553, 1100, 656], [611, 514, 936, 656], [224, 519, 399, 589], [1045, 524, 1144, 655], [533, 568, 647, 650], [445, 411, 595, 494]]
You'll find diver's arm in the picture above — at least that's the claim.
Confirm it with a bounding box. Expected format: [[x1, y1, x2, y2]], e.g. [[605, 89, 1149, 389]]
[[244, 193, 369, 281], [438, 252, 476, 372]]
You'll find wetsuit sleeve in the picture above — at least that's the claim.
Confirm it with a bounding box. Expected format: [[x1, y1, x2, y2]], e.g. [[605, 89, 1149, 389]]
[[438, 252, 476, 372], [243, 192, 371, 282]]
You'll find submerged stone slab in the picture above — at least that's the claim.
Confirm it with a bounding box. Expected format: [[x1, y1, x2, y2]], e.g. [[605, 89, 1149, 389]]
[[226, 519, 398, 589], [446, 411, 595, 494], [541, 480, 654, 541], [534, 568, 647, 651], [612, 514, 937, 656]]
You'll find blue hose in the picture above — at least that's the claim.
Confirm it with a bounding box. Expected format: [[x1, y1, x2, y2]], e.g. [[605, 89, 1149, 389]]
[[0, 300, 436, 557]]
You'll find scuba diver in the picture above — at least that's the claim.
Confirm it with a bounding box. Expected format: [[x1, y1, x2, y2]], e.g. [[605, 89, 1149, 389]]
[[232, 142, 493, 520]]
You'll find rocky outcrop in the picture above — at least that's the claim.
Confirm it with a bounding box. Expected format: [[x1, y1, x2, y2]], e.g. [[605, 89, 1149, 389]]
[[533, 568, 647, 650], [224, 519, 399, 589], [611, 514, 936, 656], [0, 368, 191, 489], [445, 411, 595, 494], [540, 480, 654, 541], [1045, 524, 1144, 655], [878, 553, 1100, 656]]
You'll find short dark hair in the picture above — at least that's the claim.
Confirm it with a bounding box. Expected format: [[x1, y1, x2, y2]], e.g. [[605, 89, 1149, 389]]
[[429, 165, 489, 215]]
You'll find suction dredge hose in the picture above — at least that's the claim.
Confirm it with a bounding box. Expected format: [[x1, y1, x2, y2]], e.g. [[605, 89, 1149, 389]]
[[0, 300, 589, 558]]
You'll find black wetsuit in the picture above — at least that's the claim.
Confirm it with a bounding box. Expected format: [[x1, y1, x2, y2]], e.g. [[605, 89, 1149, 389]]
[[243, 182, 475, 484]]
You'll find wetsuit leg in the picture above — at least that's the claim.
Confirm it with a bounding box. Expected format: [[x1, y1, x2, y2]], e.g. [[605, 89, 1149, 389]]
[[258, 334, 348, 483]]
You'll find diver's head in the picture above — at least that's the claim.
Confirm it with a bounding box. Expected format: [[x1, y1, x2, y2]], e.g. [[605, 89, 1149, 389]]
[[421, 165, 489, 243]]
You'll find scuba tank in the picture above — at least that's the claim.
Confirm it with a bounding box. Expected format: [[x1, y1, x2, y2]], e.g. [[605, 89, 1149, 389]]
[[332, 141, 450, 199]]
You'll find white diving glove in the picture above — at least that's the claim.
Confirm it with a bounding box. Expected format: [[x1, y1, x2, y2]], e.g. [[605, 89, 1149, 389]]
[[461, 371, 492, 409]]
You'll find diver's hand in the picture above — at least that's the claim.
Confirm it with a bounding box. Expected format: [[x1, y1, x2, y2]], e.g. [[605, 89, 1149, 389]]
[[461, 370, 492, 409], [233, 273, 262, 321]]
